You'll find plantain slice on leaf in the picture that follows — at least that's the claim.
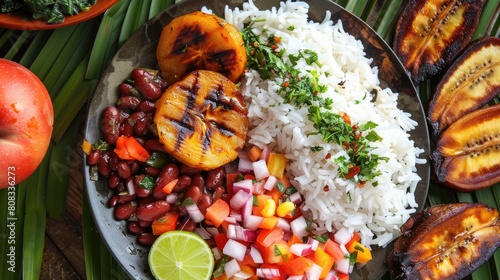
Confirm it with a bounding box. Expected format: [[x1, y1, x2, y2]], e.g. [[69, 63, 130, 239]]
[[393, 0, 485, 84], [387, 203, 500, 280], [153, 70, 248, 170], [428, 37, 500, 135], [431, 103, 500, 191], [156, 11, 247, 85]]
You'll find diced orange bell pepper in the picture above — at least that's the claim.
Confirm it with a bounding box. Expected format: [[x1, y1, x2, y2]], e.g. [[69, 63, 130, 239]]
[[114, 136, 134, 160], [205, 199, 230, 227], [282, 256, 313, 276], [253, 194, 272, 216], [123, 136, 151, 162], [311, 247, 335, 278], [248, 145, 263, 162], [258, 216, 279, 229], [347, 240, 372, 264], [151, 212, 179, 235]]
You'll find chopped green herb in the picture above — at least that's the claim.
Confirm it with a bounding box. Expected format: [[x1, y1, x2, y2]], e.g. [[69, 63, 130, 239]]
[[312, 235, 329, 243], [212, 255, 230, 278], [237, 173, 245, 181], [310, 146, 324, 152], [253, 195, 258, 206], [274, 245, 282, 256], [287, 25, 295, 31], [275, 181, 285, 193], [138, 176, 154, 190], [354, 244, 365, 252], [284, 186, 298, 195], [349, 251, 358, 265], [182, 197, 195, 206]]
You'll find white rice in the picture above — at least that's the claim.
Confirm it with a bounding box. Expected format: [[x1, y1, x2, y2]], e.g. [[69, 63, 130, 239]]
[[222, 0, 425, 247]]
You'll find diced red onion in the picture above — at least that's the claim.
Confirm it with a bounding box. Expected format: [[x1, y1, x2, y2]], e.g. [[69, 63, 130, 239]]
[[287, 276, 305, 280], [243, 214, 263, 231], [230, 189, 253, 210], [227, 224, 256, 242], [324, 270, 340, 280], [233, 179, 253, 194], [307, 237, 320, 251], [222, 239, 247, 261], [263, 175, 277, 191], [257, 267, 282, 279], [334, 227, 352, 245], [249, 245, 264, 263], [290, 243, 313, 256], [290, 216, 307, 238], [305, 262, 323, 280], [224, 216, 238, 224], [165, 193, 178, 204], [334, 257, 350, 275], [230, 210, 242, 222], [212, 247, 222, 260], [260, 145, 271, 161], [185, 203, 204, 223], [289, 191, 302, 204], [126, 179, 135, 195], [252, 180, 266, 194], [340, 243, 349, 255], [238, 153, 254, 174], [224, 258, 241, 278], [276, 217, 291, 232], [234, 270, 253, 279], [242, 197, 253, 218], [252, 159, 270, 181]]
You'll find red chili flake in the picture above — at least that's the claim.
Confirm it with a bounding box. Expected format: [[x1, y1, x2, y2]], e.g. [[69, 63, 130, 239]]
[[358, 181, 367, 188], [282, 81, 290, 87], [325, 153, 332, 159], [273, 36, 281, 43], [345, 166, 361, 179], [323, 185, 330, 191]]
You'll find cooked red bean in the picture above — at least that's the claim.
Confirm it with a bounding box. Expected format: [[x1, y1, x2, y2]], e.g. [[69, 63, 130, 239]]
[[135, 75, 162, 101], [108, 152, 120, 171], [108, 194, 119, 207], [114, 201, 137, 220], [138, 100, 156, 113], [212, 186, 226, 202], [120, 122, 134, 137], [143, 166, 160, 177], [136, 201, 170, 222], [101, 106, 121, 145], [87, 150, 100, 165], [116, 161, 131, 179], [176, 216, 197, 232], [137, 232, 157, 246], [197, 193, 212, 215], [138, 196, 156, 207], [191, 174, 205, 188], [130, 161, 140, 174], [143, 138, 166, 153], [184, 185, 202, 204], [137, 218, 153, 229], [134, 113, 151, 136], [98, 152, 111, 177], [179, 163, 203, 175], [119, 83, 133, 96], [117, 96, 141, 111], [173, 175, 192, 193], [153, 163, 179, 200], [108, 173, 120, 189], [117, 193, 137, 204], [127, 221, 144, 235], [206, 167, 225, 190], [134, 175, 152, 198]]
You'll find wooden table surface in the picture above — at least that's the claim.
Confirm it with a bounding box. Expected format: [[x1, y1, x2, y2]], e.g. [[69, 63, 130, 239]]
[[41, 116, 87, 280]]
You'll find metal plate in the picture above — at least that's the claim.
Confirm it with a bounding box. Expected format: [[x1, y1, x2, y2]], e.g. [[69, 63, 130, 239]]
[[83, 0, 431, 279]]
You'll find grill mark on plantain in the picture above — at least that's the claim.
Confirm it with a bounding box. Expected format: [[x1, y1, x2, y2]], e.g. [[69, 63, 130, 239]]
[[172, 25, 204, 55], [208, 49, 238, 77]]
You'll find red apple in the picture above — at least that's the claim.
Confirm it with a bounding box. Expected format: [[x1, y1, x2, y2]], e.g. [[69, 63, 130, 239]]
[[0, 59, 54, 189]]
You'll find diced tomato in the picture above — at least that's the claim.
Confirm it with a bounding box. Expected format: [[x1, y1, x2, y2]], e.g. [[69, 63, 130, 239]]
[[345, 232, 361, 249], [282, 256, 313, 276], [256, 228, 284, 248], [214, 233, 229, 251], [287, 234, 303, 247], [205, 199, 230, 227], [324, 239, 345, 261], [225, 173, 239, 194], [151, 212, 179, 235]]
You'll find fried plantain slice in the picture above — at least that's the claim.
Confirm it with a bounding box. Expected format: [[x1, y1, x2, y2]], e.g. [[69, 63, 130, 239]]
[[431, 104, 500, 191], [388, 203, 500, 280], [154, 70, 248, 171], [428, 37, 500, 135], [156, 11, 247, 85], [393, 0, 484, 84]]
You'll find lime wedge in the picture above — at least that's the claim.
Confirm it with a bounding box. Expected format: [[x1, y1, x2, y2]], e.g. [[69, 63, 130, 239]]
[[148, 230, 214, 280]]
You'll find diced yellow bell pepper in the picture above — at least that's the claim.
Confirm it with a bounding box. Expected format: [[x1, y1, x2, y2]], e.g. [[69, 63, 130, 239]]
[[347, 240, 372, 264]]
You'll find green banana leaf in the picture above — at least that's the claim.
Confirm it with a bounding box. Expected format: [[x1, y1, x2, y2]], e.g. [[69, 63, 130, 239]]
[[0, 0, 499, 279]]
